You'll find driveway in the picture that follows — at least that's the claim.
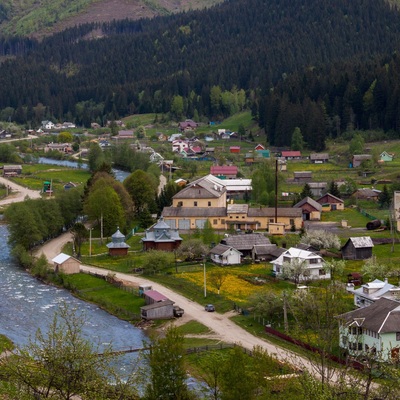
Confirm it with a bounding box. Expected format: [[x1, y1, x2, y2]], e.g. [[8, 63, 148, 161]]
[[0, 176, 41, 206]]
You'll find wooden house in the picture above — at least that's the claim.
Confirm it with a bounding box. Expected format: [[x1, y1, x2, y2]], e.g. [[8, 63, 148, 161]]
[[294, 171, 312, 183], [52, 253, 80, 274], [116, 130, 134, 139], [254, 144, 265, 151], [352, 188, 380, 201], [244, 152, 255, 165], [220, 233, 271, 258], [310, 153, 329, 163], [317, 193, 344, 211], [293, 197, 322, 221], [352, 154, 372, 168], [3, 165, 22, 176], [341, 237, 374, 260], [229, 146, 241, 153]]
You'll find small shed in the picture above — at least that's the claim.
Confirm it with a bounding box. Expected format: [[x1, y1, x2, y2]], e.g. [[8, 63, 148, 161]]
[[341, 237, 374, 260], [144, 290, 169, 305], [3, 165, 22, 176], [294, 171, 312, 183], [52, 253, 80, 274], [268, 222, 286, 235], [141, 300, 175, 320], [316, 193, 344, 211], [229, 146, 241, 153], [209, 244, 242, 265], [106, 228, 130, 256], [380, 151, 394, 162], [310, 153, 329, 164], [352, 154, 372, 168]]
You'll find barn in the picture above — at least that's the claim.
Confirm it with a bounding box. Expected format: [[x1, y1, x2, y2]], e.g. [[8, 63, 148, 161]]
[[52, 253, 80, 274], [341, 237, 374, 260]]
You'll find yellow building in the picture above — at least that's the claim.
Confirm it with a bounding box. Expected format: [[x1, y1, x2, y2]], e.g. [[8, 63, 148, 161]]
[[163, 176, 302, 231]]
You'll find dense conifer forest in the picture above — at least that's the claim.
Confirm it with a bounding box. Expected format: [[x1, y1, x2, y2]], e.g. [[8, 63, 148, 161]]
[[1, 0, 400, 149]]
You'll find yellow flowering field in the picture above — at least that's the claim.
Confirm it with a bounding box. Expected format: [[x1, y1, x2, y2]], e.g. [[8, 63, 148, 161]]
[[181, 269, 263, 303]]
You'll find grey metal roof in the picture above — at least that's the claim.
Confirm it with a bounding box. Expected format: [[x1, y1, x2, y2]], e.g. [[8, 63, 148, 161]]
[[227, 204, 249, 214], [247, 207, 302, 218], [294, 171, 312, 177], [142, 217, 183, 243], [221, 233, 271, 251], [252, 244, 283, 257], [337, 297, 400, 334], [210, 243, 237, 255], [162, 207, 227, 217], [140, 300, 175, 311], [310, 153, 329, 160], [348, 236, 374, 248], [173, 176, 226, 199], [293, 196, 322, 211]]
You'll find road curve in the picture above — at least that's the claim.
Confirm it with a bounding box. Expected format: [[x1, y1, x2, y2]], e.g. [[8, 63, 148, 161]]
[[0, 176, 41, 206]]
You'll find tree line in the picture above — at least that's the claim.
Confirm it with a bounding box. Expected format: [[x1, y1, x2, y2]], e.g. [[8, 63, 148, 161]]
[[0, 0, 400, 129]]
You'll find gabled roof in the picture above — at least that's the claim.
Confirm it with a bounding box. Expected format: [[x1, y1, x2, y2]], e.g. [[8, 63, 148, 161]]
[[52, 253, 73, 264], [221, 233, 271, 251], [345, 237, 374, 249], [173, 175, 226, 199], [293, 196, 322, 211], [294, 171, 312, 177], [227, 204, 249, 214], [210, 165, 238, 175], [353, 154, 372, 160], [210, 243, 242, 256], [252, 244, 284, 258], [337, 297, 400, 334], [272, 247, 323, 266], [316, 193, 344, 204], [144, 290, 169, 302]]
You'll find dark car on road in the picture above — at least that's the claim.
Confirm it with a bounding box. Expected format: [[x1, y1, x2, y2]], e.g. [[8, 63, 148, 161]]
[[205, 304, 215, 312]]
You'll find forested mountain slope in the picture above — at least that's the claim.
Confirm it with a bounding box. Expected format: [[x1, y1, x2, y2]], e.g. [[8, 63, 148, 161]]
[[1, 0, 400, 149]]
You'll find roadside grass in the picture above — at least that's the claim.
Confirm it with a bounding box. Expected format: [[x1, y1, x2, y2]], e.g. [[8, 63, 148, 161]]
[[0, 334, 14, 353], [176, 320, 212, 335], [61, 273, 145, 318]]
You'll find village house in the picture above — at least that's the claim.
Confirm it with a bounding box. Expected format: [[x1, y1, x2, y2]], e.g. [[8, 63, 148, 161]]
[[141, 217, 182, 251], [293, 197, 322, 221], [281, 150, 302, 160], [41, 120, 55, 130], [293, 171, 312, 183], [255, 149, 270, 159], [44, 143, 73, 154], [115, 130, 134, 140], [254, 144, 265, 151], [379, 151, 394, 162], [52, 253, 80, 274], [220, 233, 272, 257], [352, 154, 372, 168], [251, 244, 285, 262], [106, 228, 130, 256], [3, 165, 22, 177], [337, 297, 400, 361], [178, 119, 197, 132], [308, 182, 327, 198], [271, 247, 329, 281], [341, 237, 374, 260], [352, 188, 380, 202], [244, 152, 255, 165], [162, 175, 302, 231], [229, 146, 240, 153], [140, 290, 175, 320], [310, 153, 329, 163], [346, 278, 400, 308], [209, 244, 242, 265], [210, 165, 238, 179], [172, 139, 189, 153], [317, 193, 344, 211]]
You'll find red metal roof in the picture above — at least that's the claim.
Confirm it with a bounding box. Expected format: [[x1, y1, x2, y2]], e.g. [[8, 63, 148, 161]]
[[282, 151, 301, 157], [210, 165, 238, 174], [144, 290, 169, 302]]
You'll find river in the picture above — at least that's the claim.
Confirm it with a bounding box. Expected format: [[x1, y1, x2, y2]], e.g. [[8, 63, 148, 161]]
[[38, 157, 130, 182], [0, 224, 147, 378]]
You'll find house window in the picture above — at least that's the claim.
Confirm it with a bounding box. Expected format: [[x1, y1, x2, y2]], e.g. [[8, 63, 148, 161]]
[[290, 219, 294, 226], [358, 342, 362, 351], [194, 201, 198, 207], [236, 216, 239, 219], [177, 201, 183, 207], [269, 219, 274, 223], [276, 267, 280, 273], [396, 332, 400, 341], [208, 201, 211, 206], [242, 216, 245, 219], [221, 219, 225, 224], [319, 269, 325, 275], [310, 258, 319, 264], [213, 219, 217, 225]]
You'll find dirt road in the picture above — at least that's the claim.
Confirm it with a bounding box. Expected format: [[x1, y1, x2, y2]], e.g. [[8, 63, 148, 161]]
[[0, 176, 41, 206]]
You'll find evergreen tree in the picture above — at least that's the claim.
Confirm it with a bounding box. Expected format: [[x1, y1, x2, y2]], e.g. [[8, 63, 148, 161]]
[[300, 183, 314, 199], [327, 181, 341, 198], [291, 126, 304, 151], [378, 184, 391, 209]]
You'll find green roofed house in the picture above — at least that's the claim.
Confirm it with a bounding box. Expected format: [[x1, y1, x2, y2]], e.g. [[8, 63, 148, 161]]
[[380, 151, 394, 162], [256, 149, 270, 159]]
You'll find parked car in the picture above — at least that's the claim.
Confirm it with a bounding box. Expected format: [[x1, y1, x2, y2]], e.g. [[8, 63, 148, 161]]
[[173, 305, 184, 317], [205, 304, 215, 312]]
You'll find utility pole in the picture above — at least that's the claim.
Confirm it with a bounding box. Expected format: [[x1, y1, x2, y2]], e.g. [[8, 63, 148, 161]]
[[275, 159, 278, 223]]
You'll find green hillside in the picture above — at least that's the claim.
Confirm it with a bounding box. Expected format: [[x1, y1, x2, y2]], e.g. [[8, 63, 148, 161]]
[[0, 0, 221, 37]]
